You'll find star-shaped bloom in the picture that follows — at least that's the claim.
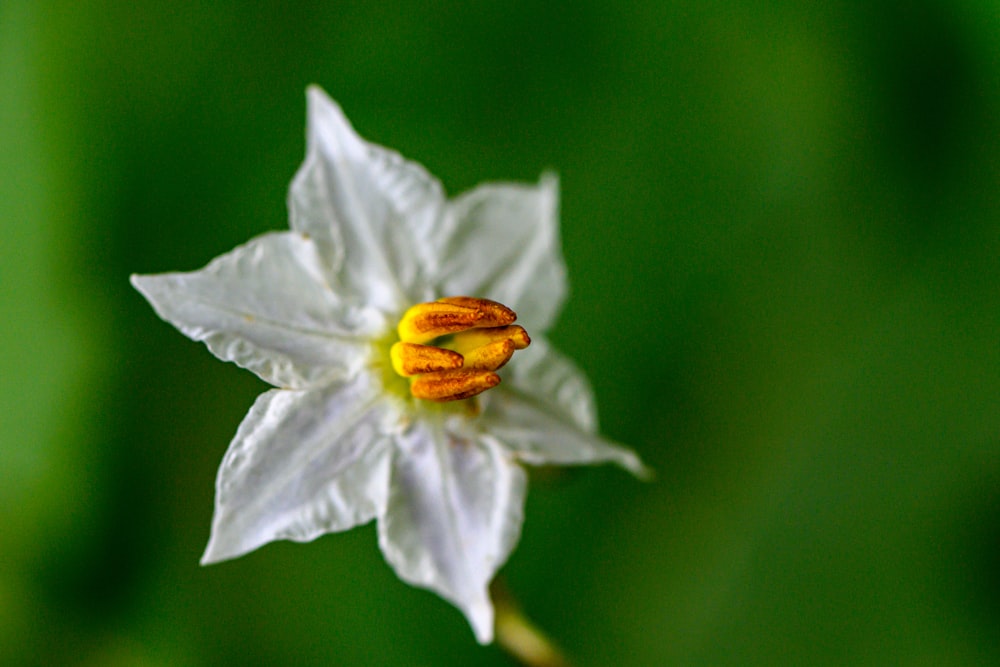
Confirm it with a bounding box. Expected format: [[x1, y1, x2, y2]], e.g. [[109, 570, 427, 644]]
[[131, 86, 647, 643]]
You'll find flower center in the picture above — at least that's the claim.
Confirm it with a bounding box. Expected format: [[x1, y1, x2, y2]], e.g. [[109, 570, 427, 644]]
[[390, 296, 530, 402]]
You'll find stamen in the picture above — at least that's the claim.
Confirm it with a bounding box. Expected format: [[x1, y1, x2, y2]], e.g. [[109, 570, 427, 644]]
[[450, 325, 531, 355], [410, 369, 501, 402], [436, 297, 516, 327], [462, 339, 516, 371], [398, 302, 483, 344], [391, 297, 529, 402], [390, 342, 464, 377]]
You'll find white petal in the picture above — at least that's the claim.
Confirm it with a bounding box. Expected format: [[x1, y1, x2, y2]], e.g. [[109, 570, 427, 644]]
[[377, 419, 526, 644], [288, 86, 445, 314], [486, 339, 650, 478], [436, 173, 565, 332], [202, 372, 397, 564], [131, 232, 384, 389], [504, 337, 599, 433]]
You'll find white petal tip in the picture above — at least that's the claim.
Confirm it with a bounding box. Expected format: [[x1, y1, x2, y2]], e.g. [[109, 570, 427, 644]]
[[129, 273, 151, 291], [199, 542, 224, 566], [305, 85, 348, 125], [467, 600, 496, 645], [305, 84, 331, 107], [199, 533, 247, 566], [539, 170, 559, 192], [129, 273, 167, 308], [632, 461, 656, 482], [620, 452, 655, 481]]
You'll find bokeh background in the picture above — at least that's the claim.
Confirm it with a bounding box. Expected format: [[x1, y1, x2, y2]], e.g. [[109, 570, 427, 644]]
[[3, 1, 1000, 664]]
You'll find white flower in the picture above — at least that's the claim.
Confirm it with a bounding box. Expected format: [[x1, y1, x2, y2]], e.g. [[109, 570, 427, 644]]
[[131, 86, 647, 644]]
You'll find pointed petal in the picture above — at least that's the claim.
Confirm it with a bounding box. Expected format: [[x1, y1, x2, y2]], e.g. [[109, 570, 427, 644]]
[[131, 232, 384, 389], [486, 339, 651, 478], [377, 420, 526, 643], [436, 173, 565, 332], [288, 86, 445, 313], [201, 372, 397, 564]]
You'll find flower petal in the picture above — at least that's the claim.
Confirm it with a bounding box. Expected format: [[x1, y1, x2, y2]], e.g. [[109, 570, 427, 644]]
[[288, 86, 445, 314], [131, 232, 384, 389], [202, 372, 397, 564], [436, 173, 565, 332], [486, 339, 651, 478], [377, 419, 526, 644]]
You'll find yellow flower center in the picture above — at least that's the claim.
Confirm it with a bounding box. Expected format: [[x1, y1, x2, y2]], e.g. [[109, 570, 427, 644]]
[[390, 296, 530, 402]]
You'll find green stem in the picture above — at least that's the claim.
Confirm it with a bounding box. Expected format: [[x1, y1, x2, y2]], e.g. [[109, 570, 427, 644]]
[[492, 578, 572, 667]]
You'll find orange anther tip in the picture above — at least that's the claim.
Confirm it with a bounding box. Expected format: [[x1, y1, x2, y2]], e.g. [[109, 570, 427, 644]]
[[507, 325, 531, 349]]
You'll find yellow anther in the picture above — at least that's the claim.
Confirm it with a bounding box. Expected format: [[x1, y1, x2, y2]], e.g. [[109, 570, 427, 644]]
[[450, 325, 531, 356], [391, 297, 529, 402], [462, 339, 515, 371], [390, 342, 464, 377], [410, 369, 501, 402], [397, 301, 483, 344], [436, 297, 516, 327]]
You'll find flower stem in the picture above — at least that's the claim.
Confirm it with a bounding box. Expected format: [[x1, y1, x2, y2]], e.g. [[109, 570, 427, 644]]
[[492, 578, 572, 667]]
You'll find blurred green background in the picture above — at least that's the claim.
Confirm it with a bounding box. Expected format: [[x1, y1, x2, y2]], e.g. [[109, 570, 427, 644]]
[[3, 0, 1000, 664]]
